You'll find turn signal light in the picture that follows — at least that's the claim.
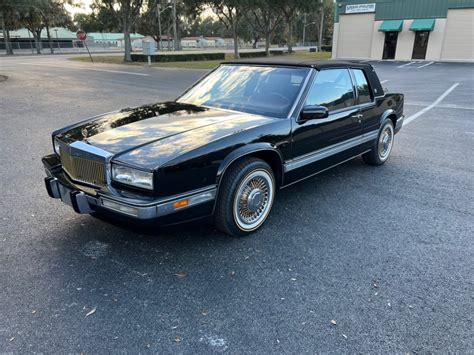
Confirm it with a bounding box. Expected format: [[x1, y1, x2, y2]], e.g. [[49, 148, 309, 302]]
[[173, 199, 189, 209]]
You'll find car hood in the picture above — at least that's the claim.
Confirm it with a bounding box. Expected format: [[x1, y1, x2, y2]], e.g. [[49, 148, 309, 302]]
[[55, 102, 275, 169]]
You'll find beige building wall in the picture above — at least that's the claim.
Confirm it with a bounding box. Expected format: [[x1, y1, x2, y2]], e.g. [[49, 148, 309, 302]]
[[332, 22, 340, 59], [426, 19, 447, 60], [394, 20, 415, 60], [336, 13, 375, 59], [334, 9, 473, 61], [441, 8, 474, 60], [370, 21, 385, 59]]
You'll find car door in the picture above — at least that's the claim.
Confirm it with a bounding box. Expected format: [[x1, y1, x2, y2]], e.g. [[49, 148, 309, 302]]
[[285, 68, 362, 184], [350, 68, 380, 152]]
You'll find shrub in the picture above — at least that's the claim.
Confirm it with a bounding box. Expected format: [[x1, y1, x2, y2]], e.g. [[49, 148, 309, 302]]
[[239, 50, 287, 58], [131, 52, 225, 62]]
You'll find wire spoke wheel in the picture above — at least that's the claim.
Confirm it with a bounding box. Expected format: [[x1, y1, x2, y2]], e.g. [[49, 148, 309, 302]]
[[233, 169, 274, 231], [378, 124, 394, 161]]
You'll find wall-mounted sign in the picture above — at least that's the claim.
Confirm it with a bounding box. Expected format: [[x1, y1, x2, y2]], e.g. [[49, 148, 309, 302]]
[[346, 3, 376, 14]]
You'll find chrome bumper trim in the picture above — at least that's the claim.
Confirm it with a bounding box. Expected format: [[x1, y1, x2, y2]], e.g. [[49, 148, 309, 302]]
[[44, 174, 216, 219]]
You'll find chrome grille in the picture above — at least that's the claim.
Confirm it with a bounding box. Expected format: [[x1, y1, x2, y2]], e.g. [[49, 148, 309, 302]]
[[60, 146, 107, 187]]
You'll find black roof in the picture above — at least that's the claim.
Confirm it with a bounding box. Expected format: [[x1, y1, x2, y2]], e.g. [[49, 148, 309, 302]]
[[224, 59, 373, 70]]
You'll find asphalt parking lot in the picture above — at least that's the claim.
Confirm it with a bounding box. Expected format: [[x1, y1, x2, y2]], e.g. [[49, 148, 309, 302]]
[[1, 55, 473, 353]]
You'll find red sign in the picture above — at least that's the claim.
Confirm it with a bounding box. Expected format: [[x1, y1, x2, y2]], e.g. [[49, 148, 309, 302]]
[[76, 30, 87, 41]]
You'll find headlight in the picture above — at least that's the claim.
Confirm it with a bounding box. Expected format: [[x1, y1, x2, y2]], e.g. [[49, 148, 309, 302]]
[[53, 138, 61, 156], [112, 164, 154, 190]]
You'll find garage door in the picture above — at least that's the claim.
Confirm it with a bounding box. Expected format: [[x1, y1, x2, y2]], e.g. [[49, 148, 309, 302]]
[[441, 8, 474, 60], [337, 14, 375, 59]]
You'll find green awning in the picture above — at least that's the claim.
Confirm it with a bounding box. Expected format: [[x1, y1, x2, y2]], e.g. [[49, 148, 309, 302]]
[[410, 19, 436, 31], [379, 20, 404, 32]]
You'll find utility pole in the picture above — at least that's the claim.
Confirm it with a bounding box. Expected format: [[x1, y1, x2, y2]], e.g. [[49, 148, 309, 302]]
[[156, 3, 172, 51], [318, 0, 325, 51], [302, 14, 306, 47], [156, 3, 162, 50], [172, 0, 179, 50]]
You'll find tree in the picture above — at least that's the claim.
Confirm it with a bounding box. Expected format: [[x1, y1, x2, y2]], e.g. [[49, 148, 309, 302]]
[[37, 1, 72, 54], [210, 0, 248, 59], [73, 7, 120, 33], [18, 2, 44, 54], [138, 0, 190, 48], [0, 0, 23, 55], [248, 0, 282, 56], [279, 0, 319, 53], [239, 14, 262, 49], [95, 0, 146, 62]]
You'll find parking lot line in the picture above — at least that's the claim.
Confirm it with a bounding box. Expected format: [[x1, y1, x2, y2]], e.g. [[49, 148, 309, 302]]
[[406, 102, 474, 110], [380, 80, 389, 84], [404, 83, 460, 126], [397, 61, 416, 68], [417, 61, 434, 69], [18, 62, 150, 76]]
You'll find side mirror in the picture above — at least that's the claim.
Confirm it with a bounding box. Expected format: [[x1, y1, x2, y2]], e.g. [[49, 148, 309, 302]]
[[299, 105, 329, 122]]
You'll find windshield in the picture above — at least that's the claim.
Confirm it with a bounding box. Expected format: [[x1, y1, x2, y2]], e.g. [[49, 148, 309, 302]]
[[178, 65, 311, 118]]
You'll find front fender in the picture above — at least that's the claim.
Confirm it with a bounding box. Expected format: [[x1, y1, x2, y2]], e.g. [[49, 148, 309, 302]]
[[216, 143, 284, 184]]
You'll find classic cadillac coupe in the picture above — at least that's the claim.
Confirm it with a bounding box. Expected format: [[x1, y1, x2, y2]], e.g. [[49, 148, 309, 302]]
[[43, 60, 404, 236]]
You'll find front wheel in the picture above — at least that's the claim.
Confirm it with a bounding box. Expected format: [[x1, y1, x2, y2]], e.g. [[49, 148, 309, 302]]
[[215, 157, 276, 237], [363, 120, 395, 166]]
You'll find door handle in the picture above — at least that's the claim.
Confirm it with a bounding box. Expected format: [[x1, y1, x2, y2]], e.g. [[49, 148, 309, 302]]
[[351, 114, 363, 123]]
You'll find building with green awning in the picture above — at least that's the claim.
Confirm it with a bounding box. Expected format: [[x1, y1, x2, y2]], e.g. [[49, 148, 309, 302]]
[[332, 0, 474, 61], [379, 20, 404, 32], [410, 19, 436, 31]]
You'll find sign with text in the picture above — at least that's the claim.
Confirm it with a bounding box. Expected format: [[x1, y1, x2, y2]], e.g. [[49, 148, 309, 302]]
[[346, 3, 376, 14]]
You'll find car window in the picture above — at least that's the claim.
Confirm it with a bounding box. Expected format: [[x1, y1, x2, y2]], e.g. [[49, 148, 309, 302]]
[[178, 65, 310, 118], [352, 69, 373, 104], [305, 69, 355, 111]]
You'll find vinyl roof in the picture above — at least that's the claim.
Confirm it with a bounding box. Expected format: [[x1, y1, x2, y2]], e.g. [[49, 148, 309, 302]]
[[224, 59, 373, 70]]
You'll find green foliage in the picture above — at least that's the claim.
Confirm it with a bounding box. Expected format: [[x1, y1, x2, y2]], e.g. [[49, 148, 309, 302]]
[[73, 7, 119, 32], [131, 52, 226, 62], [239, 49, 286, 58]]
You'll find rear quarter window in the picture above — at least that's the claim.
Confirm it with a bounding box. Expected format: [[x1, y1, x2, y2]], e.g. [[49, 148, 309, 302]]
[[352, 69, 373, 104]]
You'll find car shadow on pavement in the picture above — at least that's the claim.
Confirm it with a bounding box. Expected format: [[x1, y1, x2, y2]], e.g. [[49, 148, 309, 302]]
[[30, 156, 393, 352]]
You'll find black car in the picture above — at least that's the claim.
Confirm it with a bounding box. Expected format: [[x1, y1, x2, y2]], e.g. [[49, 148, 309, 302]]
[[43, 60, 404, 237]]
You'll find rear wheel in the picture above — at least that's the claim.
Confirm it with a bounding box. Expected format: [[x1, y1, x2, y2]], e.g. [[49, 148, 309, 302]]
[[363, 119, 395, 166], [215, 157, 275, 237]]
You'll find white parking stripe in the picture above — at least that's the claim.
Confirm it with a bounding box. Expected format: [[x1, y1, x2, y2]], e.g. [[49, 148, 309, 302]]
[[18, 62, 150, 76], [404, 83, 460, 126], [380, 80, 389, 84], [406, 102, 474, 110], [417, 61, 434, 69], [397, 61, 416, 68]]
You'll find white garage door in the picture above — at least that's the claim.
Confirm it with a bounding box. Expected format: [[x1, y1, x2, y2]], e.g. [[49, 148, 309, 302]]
[[337, 14, 375, 59], [441, 8, 474, 60]]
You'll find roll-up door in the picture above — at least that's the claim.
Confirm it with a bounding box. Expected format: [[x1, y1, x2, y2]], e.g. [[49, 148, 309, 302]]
[[337, 14, 375, 59]]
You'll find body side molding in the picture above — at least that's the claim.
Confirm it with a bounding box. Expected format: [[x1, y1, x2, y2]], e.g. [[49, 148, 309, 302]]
[[284, 130, 378, 172]]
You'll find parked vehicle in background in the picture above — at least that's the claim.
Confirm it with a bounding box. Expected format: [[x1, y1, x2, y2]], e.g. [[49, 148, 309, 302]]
[[43, 60, 404, 237]]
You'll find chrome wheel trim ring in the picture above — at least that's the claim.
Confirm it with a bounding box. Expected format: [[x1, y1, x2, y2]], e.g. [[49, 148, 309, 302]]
[[232, 169, 275, 232], [378, 124, 394, 161]]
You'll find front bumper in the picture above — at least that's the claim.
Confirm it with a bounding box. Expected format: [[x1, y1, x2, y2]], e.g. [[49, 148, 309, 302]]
[[395, 115, 404, 133], [43, 155, 216, 222]]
